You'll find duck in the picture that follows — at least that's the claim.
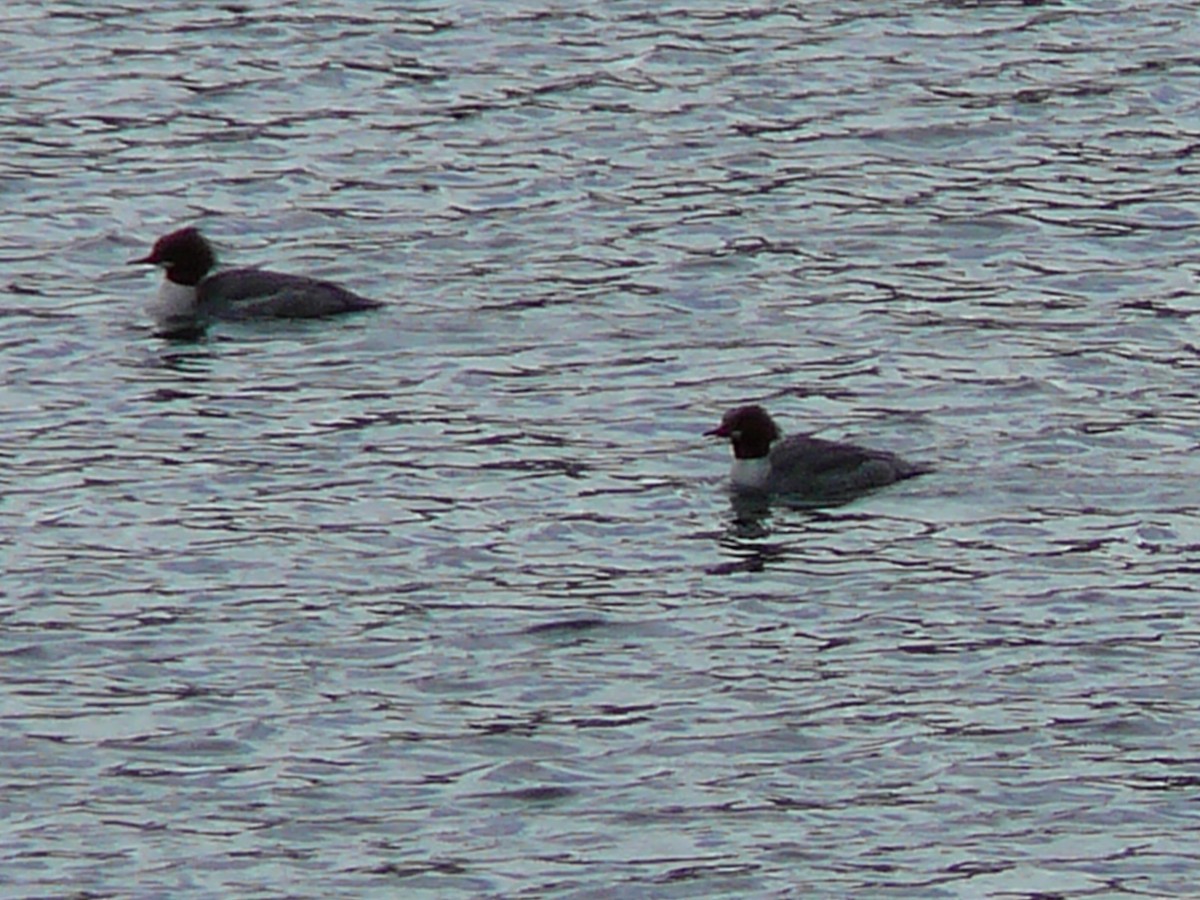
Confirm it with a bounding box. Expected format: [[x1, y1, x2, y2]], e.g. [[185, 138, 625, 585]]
[[130, 226, 382, 337], [706, 404, 929, 500]]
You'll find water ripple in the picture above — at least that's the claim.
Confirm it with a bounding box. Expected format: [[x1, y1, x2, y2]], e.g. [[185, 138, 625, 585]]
[[4, 0, 1200, 896]]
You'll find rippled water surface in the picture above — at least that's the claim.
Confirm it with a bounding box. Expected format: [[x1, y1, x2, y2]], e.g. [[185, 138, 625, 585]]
[[5, 1, 1200, 896]]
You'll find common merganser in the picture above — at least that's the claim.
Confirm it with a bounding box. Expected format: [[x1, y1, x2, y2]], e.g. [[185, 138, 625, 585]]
[[706, 404, 929, 500], [130, 226, 382, 337]]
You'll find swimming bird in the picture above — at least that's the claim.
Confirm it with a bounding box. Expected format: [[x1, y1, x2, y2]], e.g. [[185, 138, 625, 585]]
[[705, 404, 928, 501], [130, 226, 382, 337]]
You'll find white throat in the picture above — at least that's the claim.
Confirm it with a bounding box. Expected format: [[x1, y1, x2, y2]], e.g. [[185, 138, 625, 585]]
[[148, 279, 199, 325], [730, 456, 771, 490]]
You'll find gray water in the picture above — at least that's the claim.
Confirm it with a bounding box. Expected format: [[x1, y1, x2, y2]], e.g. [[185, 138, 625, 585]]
[[4, 1, 1200, 897]]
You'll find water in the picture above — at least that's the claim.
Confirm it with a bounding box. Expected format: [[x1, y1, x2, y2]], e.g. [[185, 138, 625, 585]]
[[4, 1, 1200, 896]]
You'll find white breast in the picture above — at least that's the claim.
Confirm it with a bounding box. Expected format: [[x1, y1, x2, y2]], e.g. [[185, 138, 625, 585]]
[[730, 457, 772, 491], [147, 280, 198, 324]]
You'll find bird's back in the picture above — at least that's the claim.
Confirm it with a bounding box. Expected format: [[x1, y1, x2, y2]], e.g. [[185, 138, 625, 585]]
[[766, 433, 927, 497], [200, 267, 381, 320]]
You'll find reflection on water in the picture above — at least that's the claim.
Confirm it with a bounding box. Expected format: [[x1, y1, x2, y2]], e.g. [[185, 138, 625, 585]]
[[4, 1, 1200, 896]]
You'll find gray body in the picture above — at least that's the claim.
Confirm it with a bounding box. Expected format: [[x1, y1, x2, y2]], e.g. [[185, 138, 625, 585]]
[[748, 433, 925, 497], [200, 267, 381, 320]]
